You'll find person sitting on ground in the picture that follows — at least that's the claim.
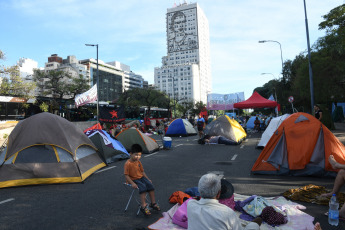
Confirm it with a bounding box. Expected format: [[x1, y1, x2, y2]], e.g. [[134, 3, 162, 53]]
[[203, 135, 238, 145], [320, 154, 345, 220], [124, 144, 160, 216], [187, 173, 262, 230], [254, 117, 260, 132]]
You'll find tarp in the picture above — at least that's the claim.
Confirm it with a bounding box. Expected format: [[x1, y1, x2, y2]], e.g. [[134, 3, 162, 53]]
[[251, 112, 345, 177], [165, 119, 197, 137], [257, 114, 290, 148], [115, 127, 159, 154], [0, 112, 106, 188], [234, 91, 278, 109], [204, 115, 246, 143], [85, 129, 129, 163]]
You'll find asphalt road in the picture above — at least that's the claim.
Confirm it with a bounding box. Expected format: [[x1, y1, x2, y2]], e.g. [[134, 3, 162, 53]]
[[0, 131, 344, 230]]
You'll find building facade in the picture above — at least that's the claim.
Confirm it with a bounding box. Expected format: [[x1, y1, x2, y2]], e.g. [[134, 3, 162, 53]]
[[107, 61, 147, 91], [154, 2, 211, 104], [79, 59, 123, 102]]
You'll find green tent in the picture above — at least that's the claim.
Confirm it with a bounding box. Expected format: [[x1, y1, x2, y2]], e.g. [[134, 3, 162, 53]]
[[115, 127, 159, 154]]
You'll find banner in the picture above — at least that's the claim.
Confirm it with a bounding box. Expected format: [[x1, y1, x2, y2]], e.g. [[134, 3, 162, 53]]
[[99, 106, 126, 123], [207, 92, 245, 110], [75, 84, 98, 108]]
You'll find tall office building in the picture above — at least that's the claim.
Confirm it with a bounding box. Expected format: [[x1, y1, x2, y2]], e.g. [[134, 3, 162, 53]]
[[154, 2, 211, 104]]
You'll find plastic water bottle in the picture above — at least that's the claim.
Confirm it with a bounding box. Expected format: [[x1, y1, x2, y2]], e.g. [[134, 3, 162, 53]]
[[328, 194, 339, 226]]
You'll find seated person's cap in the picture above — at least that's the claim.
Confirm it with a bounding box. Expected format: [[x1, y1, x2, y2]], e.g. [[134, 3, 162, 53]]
[[219, 178, 234, 199]]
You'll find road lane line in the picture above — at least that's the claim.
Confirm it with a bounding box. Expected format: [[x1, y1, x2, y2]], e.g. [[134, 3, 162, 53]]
[[95, 166, 116, 174], [0, 198, 15, 205], [231, 155, 238, 161], [175, 144, 183, 147], [240, 145, 244, 149], [144, 152, 159, 158]]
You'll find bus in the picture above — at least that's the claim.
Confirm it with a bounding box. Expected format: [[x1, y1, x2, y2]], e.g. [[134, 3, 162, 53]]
[[125, 107, 171, 122]]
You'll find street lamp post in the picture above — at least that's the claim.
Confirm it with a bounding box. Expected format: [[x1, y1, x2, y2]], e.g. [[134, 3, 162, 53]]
[[303, 0, 315, 112], [85, 44, 99, 122], [258, 40, 284, 74]]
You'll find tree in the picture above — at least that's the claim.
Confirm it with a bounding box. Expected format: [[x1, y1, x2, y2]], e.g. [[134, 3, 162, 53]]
[[176, 100, 194, 118], [0, 51, 36, 99], [193, 101, 206, 115], [33, 69, 90, 115]]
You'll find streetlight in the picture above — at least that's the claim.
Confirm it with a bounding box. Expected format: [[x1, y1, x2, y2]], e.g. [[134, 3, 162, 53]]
[[85, 44, 99, 122], [258, 40, 284, 73], [302, 0, 315, 112]]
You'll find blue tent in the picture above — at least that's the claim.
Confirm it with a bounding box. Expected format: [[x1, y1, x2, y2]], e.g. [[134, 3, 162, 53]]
[[165, 119, 197, 137], [246, 116, 263, 130], [85, 129, 129, 163]]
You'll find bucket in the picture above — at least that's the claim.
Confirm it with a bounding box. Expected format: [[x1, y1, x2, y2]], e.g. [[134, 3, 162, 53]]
[[163, 137, 172, 149]]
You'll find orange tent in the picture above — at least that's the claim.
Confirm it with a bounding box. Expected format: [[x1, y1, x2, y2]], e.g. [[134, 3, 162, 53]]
[[251, 112, 345, 177], [84, 123, 102, 133]]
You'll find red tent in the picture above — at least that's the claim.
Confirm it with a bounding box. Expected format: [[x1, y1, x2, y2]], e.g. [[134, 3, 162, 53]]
[[234, 91, 278, 109]]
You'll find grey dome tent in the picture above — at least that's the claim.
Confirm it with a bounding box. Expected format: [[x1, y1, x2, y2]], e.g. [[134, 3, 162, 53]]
[[0, 112, 106, 188]]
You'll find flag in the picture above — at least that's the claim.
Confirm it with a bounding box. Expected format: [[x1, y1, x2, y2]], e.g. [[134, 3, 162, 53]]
[[75, 84, 98, 108], [99, 106, 126, 123]]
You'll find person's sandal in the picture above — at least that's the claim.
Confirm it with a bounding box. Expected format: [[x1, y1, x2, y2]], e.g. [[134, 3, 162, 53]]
[[140, 205, 151, 216], [150, 203, 161, 211]]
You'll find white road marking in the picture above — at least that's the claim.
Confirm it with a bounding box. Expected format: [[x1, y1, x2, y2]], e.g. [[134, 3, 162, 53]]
[[0, 198, 15, 205], [175, 144, 183, 147], [95, 166, 116, 174], [231, 155, 238, 161], [240, 145, 244, 149], [144, 152, 159, 158]]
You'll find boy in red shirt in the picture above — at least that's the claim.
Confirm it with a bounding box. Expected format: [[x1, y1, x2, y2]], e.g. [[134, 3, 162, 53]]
[[124, 144, 160, 215]]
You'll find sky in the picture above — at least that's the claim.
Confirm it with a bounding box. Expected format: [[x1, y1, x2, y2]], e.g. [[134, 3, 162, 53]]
[[0, 0, 343, 100]]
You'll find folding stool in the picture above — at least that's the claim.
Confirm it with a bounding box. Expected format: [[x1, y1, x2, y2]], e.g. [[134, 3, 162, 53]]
[[123, 182, 149, 215]]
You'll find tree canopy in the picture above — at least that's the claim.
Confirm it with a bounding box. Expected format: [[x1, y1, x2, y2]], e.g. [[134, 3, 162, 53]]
[[254, 4, 345, 114]]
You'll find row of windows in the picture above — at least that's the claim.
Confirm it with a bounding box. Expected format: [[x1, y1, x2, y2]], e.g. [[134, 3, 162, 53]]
[[157, 67, 191, 73]]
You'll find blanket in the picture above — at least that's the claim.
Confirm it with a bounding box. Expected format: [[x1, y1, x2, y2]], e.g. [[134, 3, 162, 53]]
[[148, 193, 315, 230], [283, 184, 345, 206]]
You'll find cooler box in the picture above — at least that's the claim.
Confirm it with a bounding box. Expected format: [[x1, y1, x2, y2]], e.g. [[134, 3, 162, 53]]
[[163, 137, 172, 149]]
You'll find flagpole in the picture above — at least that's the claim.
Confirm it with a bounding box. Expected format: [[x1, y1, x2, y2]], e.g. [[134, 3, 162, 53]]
[[85, 43, 99, 122]]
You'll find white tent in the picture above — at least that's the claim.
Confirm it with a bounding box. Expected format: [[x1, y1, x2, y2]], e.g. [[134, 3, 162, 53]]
[[257, 114, 290, 148]]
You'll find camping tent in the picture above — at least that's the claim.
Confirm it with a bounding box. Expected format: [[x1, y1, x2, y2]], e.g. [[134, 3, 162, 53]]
[[234, 91, 278, 109], [204, 115, 246, 144], [115, 127, 159, 154], [0, 112, 106, 188], [85, 129, 129, 163], [246, 116, 264, 130], [84, 123, 102, 133], [251, 112, 345, 177], [165, 119, 197, 137], [257, 114, 290, 148]]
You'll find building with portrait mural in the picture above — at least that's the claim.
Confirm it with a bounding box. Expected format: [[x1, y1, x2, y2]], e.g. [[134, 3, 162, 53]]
[[154, 2, 211, 104]]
